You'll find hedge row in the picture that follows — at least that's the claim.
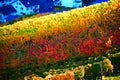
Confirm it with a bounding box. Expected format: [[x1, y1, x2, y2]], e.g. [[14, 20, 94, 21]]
[[24, 58, 113, 80]]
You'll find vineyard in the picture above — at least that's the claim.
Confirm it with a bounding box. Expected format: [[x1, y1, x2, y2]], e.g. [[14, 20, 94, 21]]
[[0, 0, 120, 80]]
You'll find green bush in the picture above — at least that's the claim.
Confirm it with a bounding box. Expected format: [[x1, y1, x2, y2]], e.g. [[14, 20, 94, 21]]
[[73, 66, 85, 79]]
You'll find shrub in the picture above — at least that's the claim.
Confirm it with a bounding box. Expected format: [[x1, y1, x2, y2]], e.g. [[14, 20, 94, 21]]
[[102, 58, 114, 73], [73, 66, 85, 79]]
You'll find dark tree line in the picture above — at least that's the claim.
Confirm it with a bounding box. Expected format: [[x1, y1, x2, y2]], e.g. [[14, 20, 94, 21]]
[[82, 0, 96, 6]]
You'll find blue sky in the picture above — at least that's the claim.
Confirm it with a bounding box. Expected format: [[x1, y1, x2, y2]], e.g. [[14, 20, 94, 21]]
[[0, 0, 109, 23]]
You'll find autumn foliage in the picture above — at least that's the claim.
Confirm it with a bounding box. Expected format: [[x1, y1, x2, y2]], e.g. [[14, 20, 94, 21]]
[[0, 0, 120, 67]]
